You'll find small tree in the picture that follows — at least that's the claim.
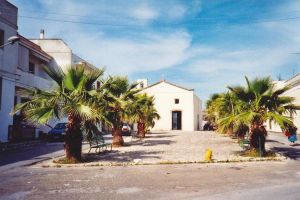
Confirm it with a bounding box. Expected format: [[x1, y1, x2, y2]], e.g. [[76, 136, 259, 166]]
[[207, 92, 247, 137], [128, 94, 160, 137], [103, 76, 138, 146]]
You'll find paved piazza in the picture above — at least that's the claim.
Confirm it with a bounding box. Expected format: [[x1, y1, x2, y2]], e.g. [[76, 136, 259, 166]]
[[44, 131, 246, 166]]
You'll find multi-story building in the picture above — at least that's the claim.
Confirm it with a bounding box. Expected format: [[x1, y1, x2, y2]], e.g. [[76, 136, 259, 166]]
[[31, 30, 97, 72], [0, 0, 53, 141], [0, 0, 98, 142], [10, 35, 53, 141], [0, 0, 19, 142]]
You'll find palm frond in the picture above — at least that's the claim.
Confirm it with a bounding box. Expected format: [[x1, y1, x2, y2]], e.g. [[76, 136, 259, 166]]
[[42, 65, 64, 87], [23, 104, 60, 124], [273, 86, 290, 96], [267, 112, 293, 128], [85, 67, 105, 90]]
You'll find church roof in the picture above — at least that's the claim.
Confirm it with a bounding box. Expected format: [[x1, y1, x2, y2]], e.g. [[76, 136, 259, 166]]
[[143, 80, 194, 91]]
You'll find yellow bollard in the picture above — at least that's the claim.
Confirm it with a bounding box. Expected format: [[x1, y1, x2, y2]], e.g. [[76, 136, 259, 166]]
[[204, 148, 212, 162]]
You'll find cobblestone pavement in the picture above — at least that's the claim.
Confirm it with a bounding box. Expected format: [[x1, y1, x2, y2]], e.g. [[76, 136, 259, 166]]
[[44, 131, 245, 166], [96, 131, 243, 163], [80, 131, 288, 165]]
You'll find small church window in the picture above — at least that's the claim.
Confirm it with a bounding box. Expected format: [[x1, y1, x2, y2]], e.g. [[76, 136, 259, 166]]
[[96, 81, 101, 89], [175, 99, 179, 104]]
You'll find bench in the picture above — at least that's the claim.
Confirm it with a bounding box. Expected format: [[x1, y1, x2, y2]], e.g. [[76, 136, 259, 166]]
[[239, 139, 250, 149], [88, 135, 112, 154]]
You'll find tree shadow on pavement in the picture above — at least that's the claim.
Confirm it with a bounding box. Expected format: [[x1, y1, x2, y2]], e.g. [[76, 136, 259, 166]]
[[84, 150, 162, 163], [128, 132, 176, 147], [141, 139, 175, 146], [270, 146, 300, 160], [266, 139, 285, 145], [147, 132, 170, 135], [127, 139, 175, 147], [146, 135, 177, 139]]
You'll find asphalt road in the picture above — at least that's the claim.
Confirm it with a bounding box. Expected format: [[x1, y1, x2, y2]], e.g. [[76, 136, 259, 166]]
[[0, 132, 299, 200], [0, 160, 300, 200], [0, 141, 93, 172], [0, 142, 65, 171]]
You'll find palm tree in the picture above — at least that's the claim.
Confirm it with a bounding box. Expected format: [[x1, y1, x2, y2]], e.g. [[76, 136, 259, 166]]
[[128, 94, 160, 138], [143, 107, 160, 136], [103, 76, 138, 146], [228, 76, 300, 153], [207, 92, 242, 135], [214, 92, 249, 137], [206, 93, 221, 125], [13, 65, 105, 162]]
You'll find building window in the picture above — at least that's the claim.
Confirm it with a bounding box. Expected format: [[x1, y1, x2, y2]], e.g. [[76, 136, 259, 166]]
[[175, 99, 179, 104], [29, 62, 35, 74], [0, 30, 4, 49], [96, 81, 101, 89], [140, 82, 144, 88]]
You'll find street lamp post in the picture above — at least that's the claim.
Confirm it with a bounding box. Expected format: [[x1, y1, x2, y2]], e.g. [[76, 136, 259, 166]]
[[0, 36, 20, 48]]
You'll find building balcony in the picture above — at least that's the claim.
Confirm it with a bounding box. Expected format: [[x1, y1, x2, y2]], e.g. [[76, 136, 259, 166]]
[[16, 69, 53, 90]]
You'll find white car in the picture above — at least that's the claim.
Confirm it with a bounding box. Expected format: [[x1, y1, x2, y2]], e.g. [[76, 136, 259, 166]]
[[121, 123, 131, 136]]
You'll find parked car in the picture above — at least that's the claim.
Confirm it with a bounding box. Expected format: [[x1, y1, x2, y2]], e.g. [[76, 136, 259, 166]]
[[203, 122, 215, 131], [121, 123, 131, 136], [48, 123, 67, 141]]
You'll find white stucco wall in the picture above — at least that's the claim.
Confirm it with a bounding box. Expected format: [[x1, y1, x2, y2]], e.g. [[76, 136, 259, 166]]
[[267, 81, 300, 133], [31, 39, 72, 71], [0, 24, 18, 76], [141, 81, 202, 131], [0, 3, 18, 142], [193, 94, 202, 130], [18, 45, 29, 71], [280, 85, 300, 130], [0, 77, 15, 142], [31, 39, 96, 72], [16, 44, 52, 90]]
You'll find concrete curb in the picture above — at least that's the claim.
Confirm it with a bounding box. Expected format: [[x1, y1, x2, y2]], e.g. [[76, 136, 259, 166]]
[[35, 154, 286, 168]]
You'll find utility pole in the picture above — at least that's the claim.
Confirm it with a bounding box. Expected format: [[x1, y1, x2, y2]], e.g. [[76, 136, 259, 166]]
[[277, 73, 282, 81]]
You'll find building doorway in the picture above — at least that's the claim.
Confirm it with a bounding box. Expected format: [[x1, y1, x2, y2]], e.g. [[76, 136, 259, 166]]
[[172, 111, 182, 130]]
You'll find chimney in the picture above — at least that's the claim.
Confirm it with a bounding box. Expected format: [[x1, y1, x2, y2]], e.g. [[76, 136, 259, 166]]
[[40, 29, 45, 39]]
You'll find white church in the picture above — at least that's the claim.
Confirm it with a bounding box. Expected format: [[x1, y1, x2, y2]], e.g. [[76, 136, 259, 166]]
[[138, 79, 202, 131]]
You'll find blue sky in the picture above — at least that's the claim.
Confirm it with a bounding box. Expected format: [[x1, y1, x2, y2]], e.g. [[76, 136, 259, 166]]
[[9, 0, 300, 103]]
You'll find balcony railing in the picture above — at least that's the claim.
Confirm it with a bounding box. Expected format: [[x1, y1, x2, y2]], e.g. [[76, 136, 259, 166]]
[[16, 69, 53, 90]]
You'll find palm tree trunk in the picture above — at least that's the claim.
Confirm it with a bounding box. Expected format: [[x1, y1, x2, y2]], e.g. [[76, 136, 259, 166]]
[[249, 123, 266, 154], [137, 120, 146, 138], [65, 114, 83, 162], [226, 126, 233, 136], [112, 127, 124, 147]]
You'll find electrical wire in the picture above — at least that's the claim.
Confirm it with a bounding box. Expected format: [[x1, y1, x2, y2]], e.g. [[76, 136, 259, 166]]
[[16, 15, 300, 27]]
